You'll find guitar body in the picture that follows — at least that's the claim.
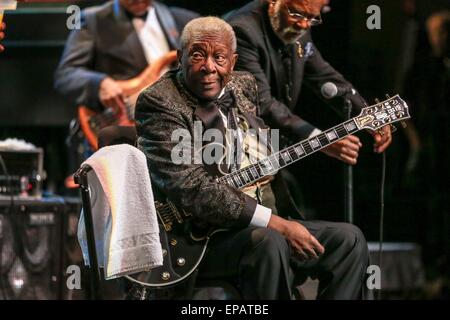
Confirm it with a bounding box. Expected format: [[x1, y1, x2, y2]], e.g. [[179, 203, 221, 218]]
[[78, 51, 178, 151], [125, 221, 210, 288], [78, 106, 134, 150]]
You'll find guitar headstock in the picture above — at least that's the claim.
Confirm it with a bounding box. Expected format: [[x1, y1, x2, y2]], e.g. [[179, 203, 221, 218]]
[[354, 95, 410, 131]]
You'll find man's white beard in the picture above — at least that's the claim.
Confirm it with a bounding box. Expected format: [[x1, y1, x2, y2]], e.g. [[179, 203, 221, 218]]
[[269, 2, 307, 44]]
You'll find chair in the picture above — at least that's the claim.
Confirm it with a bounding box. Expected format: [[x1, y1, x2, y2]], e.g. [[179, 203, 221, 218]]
[[74, 126, 242, 300]]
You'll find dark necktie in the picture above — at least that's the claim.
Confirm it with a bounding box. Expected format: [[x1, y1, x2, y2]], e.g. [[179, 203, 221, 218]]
[[214, 90, 235, 118]]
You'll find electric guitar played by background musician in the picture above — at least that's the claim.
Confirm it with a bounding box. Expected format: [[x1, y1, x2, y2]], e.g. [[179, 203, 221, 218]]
[[78, 50, 177, 151]]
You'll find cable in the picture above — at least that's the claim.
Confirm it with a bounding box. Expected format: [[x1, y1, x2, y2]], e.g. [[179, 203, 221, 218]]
[[377, 151, 386, 300]]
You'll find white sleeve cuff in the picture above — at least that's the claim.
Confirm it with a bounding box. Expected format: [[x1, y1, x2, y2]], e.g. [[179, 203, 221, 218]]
[[249, 204, 272, 227], [308, 128, 322, 138]]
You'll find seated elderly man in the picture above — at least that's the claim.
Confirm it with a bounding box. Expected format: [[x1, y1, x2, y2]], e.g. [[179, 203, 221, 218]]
[[135, 16, 371, 300]]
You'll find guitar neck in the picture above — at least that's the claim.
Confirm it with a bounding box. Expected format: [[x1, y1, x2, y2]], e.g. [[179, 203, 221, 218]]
[[217, 118, 360, 189]]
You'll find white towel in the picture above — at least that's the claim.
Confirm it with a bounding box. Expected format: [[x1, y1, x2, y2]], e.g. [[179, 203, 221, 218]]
[[77, 144, 163, 280]]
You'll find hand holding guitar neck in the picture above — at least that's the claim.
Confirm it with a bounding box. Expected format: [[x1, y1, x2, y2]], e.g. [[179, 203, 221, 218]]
[[98, 77, 126, 114]]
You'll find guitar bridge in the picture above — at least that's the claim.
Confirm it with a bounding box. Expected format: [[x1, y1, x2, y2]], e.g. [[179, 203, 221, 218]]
[[155, 201, 174, 231], [155, 200, 191, 232]]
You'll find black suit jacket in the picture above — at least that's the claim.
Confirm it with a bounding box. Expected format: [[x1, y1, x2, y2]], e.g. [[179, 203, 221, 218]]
[[227, 0, 367, 141], [135, 70, 304, 230], [54, 0, 198, 111]]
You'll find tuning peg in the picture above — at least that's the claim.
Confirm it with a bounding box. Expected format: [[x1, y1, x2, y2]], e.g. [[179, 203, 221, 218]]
[[374, 98, 381, 104], [401, 121, 408, 129], [385, 94, 391, 99], [390, 124, 397, 133]]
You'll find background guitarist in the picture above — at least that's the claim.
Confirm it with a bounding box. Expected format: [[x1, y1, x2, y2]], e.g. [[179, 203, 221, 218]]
[[136, 17, 375, 299], [54, 0, 198, 180]]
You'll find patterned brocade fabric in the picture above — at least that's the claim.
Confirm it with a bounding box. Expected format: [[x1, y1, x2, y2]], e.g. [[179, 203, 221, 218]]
[[135, 69, 262, 228]]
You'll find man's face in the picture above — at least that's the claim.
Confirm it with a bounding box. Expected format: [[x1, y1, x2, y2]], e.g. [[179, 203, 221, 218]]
[[269, 0, 324, 44], [179, 32, 238, 101], [119, 0, 152, 17]]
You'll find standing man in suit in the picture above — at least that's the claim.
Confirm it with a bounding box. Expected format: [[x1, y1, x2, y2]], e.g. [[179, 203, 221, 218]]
[[55, 0, 197, 113], [226, 0, 392, 164], [54, 0, 198, 178], [135, 16, 372, 299]]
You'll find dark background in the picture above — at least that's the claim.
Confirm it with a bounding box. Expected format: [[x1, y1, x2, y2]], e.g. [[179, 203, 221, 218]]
[[0, 0, 449, 292]]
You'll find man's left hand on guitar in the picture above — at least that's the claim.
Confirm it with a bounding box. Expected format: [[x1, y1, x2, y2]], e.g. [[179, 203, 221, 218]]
[[322, 124, 392, 165], [98, 76, 126, 114], [322, 134, 362, 165]]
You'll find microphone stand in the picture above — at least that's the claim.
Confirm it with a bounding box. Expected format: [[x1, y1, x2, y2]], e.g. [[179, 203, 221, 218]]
[[344, 97, 353, 224]]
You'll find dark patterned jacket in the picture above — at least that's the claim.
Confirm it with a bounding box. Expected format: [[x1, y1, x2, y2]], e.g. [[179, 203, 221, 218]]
[[135, 70, 303, 229]]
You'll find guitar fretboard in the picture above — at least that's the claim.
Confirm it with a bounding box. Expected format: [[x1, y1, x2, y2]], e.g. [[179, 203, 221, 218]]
[[217, 119, 360, 189]]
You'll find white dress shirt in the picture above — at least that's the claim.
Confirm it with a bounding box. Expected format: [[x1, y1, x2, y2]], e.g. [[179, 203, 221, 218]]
[[217, 90, 272, 228], [132, 6, 171, 66]]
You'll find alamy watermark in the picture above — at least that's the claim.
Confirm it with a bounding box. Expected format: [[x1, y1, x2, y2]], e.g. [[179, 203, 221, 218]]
[[66, 265, 81, 290], [366, 265, 381, 290], [170, 121, 279, 175], [65, 263, 382, 291], [66, 5, 81, 30], [64, 5, 383, 32], [366, 5, 381, 30]]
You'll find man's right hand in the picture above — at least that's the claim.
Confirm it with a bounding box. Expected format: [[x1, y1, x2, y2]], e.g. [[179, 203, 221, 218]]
[[268, 215, 325, 260], [98, 77, 126, 113]]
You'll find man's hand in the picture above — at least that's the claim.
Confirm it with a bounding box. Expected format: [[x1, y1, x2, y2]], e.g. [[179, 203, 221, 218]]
[[98, 77, 126, 113], [321, 134, 362, 165], [0, 22, 5, 52], [369, 125, 392, 153], [268, 215, 325, 261]]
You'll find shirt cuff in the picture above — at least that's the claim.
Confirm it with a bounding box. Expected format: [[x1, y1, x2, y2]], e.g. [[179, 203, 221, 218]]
[[308, 128, 322, 138], [249, 204, 272, 227]]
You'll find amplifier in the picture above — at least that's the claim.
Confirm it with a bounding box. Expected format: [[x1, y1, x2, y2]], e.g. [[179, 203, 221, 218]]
[[0, 197, 65, 300], [0, 149, 44, 198]]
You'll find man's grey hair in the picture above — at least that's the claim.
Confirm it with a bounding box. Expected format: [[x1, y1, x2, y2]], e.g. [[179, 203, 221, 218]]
[[180, 16, 237, 51]]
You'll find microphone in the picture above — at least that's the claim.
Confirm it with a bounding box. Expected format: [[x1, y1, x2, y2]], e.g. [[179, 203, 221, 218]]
[[320, 82, 356, 99]]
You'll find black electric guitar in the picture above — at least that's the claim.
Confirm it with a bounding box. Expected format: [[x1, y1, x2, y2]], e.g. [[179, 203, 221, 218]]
[[125, 95, 411, 288]]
